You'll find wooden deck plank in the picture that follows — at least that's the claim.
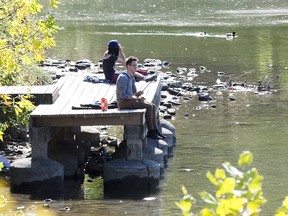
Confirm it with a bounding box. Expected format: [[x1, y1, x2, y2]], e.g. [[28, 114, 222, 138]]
[[29, 104, 52, 116], [94, 83, 116, 103], [57, 78, 84, 114], [145, 77, 161, 102], [89, 83, 111, 104], [136, 80, 147, 92], [0, 86, 18, 94], [0, 86, 9, 92], [41, 86, 56, 93], [0, 84, 60, 105], [65, 81, 108, 115], [97, 84, 116, 104], [1, 86, 17, 94], [12, 86, 23, 93], [45, 77, 82, 114], [30, 77, 88, 115], [0, 85, 56, 95], [60, 79, 92, 114], [77, 82, 100, 105]]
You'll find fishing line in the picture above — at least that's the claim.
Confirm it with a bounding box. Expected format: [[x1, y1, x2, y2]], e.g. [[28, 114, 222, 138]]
[[141, 80, 153, 92]]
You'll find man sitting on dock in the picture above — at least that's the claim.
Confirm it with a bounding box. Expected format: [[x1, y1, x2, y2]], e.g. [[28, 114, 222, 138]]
[[116, 56, 165, 140]]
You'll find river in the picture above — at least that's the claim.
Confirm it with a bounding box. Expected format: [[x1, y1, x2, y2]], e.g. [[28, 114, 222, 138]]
[[3, 0, 288, 215]]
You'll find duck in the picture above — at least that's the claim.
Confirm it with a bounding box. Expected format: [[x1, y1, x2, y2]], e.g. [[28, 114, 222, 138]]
[[199, 31, 207, 37], [226, 32, 236, 39]]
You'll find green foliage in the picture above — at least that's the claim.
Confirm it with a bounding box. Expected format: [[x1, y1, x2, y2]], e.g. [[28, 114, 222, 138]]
[[176, 151, 287, 215], [0, 0, 59, 83], [0, 94, 36, 137], [0, 0, 59, 140], [175, 186, 196, 216]]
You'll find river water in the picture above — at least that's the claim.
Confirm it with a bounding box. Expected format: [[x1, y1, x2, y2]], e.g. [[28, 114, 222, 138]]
[[2, 0, 288, 215]]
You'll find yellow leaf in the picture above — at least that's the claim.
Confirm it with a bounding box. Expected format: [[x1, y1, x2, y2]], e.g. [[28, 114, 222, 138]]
[[0, 162, 4, 171], [247, 201, 261, 213], [216, 177, 235, 198], [49, 0, 59, 8], [14, 105, 22, 116], [217, 198, 244, 215], [282, 196, 288, 207], [199, 208, 214, 216], [215, 168, 226, 180], [247, 198, 267, 213], [248, 174, 264, 191], [238, 151, 253, 167], [181, 185, 188, 195], [228, 197, 244, 211], [0, 94, 11, 101], [3, 101, 12, 106], [175, 199, 192, 213], [217, 199, 231, 215], [207, 171, 219, 186], [0, 131, 3, 141]]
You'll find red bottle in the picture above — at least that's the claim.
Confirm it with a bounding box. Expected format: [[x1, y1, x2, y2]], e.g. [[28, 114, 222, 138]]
[[101, 98, 108, 111]]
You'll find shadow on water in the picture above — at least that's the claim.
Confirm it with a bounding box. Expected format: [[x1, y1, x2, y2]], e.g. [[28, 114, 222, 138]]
[[104, 186, 161, 200], [8, 173, 161, 200]]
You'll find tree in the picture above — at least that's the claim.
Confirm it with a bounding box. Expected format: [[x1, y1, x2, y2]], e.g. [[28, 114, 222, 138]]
[[0, 0, 59, 140]]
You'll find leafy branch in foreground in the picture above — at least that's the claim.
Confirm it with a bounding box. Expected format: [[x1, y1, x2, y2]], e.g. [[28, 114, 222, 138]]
[[0, 0, 59, 140], [176, 151, 288, 215]]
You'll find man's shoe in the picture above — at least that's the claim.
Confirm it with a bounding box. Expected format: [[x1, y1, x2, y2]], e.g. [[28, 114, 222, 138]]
[[154, 130, 166, 138], [147, 130, 161, 140]]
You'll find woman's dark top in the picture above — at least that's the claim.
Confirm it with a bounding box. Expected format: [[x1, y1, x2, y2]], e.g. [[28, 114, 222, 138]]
[[102, 55, 118, 81]]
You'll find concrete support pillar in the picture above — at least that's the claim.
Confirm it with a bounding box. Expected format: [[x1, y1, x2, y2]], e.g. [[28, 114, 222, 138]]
[[10, 158, 64, 198], [161, 128, 174, 157], [103, 158, 160, 193], [147, 139, 168, 167], [30, 127, 51, 159], [124, 125, 145, 160]]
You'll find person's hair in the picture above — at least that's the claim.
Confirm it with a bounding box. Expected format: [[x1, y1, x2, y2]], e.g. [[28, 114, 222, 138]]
[[108, 47, 119, 56], [126, 56, 138, 67]]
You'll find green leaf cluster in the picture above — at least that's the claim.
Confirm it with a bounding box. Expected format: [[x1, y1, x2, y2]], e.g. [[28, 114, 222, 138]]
[[176, 151, 287, 216], [0, 94, 35, 140]]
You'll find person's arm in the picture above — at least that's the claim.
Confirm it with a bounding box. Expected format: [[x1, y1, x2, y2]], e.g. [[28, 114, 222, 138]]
[[116, 44, 126, 64], [134, 72, 145, 81]]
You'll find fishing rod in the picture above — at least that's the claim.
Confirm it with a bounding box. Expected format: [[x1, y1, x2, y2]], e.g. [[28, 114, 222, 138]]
[[136, 80, 154, 98], [141, 80, 153, 92]]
